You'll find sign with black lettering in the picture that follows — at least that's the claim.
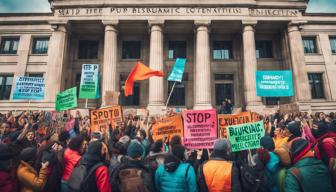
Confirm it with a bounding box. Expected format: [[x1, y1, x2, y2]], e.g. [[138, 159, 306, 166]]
[[90, 106, 123, 133]]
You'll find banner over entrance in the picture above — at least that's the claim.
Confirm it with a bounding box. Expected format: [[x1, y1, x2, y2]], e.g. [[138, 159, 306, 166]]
[[256, 70, 294, 97], [183, 109, 217, 149]]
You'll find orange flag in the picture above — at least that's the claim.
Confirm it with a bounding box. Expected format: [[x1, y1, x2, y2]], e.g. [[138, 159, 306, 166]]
[[125, 62, 164, 96]]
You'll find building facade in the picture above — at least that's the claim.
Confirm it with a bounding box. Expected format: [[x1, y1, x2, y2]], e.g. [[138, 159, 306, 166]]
[[0, 0, 336, 114]]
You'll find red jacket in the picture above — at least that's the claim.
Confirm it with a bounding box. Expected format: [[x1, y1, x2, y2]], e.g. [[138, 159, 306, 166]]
[[315, 132, 336, 163], [62, 148, 81, 181], [0, 169, 17, 192], [95, 166, 111, 192]]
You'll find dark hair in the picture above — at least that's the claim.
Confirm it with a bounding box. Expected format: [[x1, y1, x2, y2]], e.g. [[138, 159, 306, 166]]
[[59, 131, 70, 143], [138, 129, 146, 139], [170, 135, 181, 147], [151, 139, 163, 153], [68, 136, 84, 151], [172, 144, 186, 161]]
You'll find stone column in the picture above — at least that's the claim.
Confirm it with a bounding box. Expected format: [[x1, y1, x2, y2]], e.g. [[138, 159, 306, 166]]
[[46, 21, 68, 103], [242, 21, 263, 111], [102, 20, 119, 106], [147, 20, 165, 114], [287, 22, 311, 102], [194, 20, 212, 110]]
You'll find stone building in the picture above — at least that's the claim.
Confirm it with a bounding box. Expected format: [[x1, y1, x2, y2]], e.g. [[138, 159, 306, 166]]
[[0, 0, 336, 114]]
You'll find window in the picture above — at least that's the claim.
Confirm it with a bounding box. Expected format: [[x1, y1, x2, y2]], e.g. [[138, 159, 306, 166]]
[[75, 73, 81, 97], [256, 40, 273, 58], [213, 41, 233, 59], [0, 75, 14, 100], [330, 37, 336, 54], [303, 37, 317, 54], [167, 73, 187, 106], [214, 73, 234, 106], [168, 41, 186, 59], [265, 97, 280, 105], [122, 41, 141, 59], [27, 73, 44, 78], [78, 40, 99, 59], [308, 73, 325, 99], [120, 74, 140, 106], [32, 37, 49, 54], [0, 37, 19, 54], [214, 74, 234, 81]]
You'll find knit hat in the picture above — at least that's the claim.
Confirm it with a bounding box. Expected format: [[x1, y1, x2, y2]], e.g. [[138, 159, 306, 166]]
[[260, 136, 275, 151], [164, 154, 180, 172], [172, 144, 186, 161], [290, 138, 311, 164], [0, 144, 12, 160], [127, 140, 144, 159], [286, 121, 301, 137], [20, 147, 37, 162], [91, 131, 103, 141], [213, 139, 230, 152]]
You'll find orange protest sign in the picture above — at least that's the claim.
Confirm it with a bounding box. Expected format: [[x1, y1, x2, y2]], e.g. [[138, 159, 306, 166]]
[[90, 106, 123, 133], [218, 112, 253, 138], [152, 114, 183, 142]]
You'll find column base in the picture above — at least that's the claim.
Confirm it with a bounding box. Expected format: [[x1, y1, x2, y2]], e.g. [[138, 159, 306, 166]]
[[193, 103, 213, 110], [147, 103, 166, 115]]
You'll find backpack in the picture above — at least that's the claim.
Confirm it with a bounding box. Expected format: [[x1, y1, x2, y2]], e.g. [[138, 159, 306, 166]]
[[68, 162, 104, 192], [118, 168, 148, 192]]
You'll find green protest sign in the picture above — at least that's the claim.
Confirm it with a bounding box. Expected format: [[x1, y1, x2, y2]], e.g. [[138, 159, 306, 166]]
[[79, 64, 99, 99], [227, 120, 265, 152], [56, 87, 78, 111]]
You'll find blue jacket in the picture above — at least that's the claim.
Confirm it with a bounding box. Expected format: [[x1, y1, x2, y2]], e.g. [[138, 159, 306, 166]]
[[265, 152, 280, 192], [155, 162, 198, 192]]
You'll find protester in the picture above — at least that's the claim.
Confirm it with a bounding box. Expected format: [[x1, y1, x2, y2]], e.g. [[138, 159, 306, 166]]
[[0, 143, 17, 192], [155, 144, 198, 192], [284, 138, 334, 192], [145, 139, 167, 172], [198, 139, 241, 192]]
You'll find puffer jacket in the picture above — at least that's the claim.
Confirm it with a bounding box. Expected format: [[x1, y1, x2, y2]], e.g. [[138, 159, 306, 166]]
[[61, 148, 81, 181], [285, 157, 334, 192], [265, 152, 280, 192], [155, 161, 198, 192], [17, 161, 48, 192]]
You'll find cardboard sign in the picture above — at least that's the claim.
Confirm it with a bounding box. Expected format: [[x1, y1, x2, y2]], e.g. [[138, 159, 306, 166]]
[[256, 70, 294, 97], [13, 76, 45, 100], [79, 64, 100, 99], [218, 112, 253, 138], [152, 114, 183, 142], [167, 58, 187, 82], [104, 91, 119, 106], [227, 120, 265, 152], [56, 87, 78, 111], [90, 106, 123, 133], [183, 109, 217, 149]]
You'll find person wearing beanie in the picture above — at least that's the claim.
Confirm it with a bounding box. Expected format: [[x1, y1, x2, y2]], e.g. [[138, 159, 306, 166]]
[[77, 141, 111, 192], [260, 136, 280, 192], [285, 138, 334, 192], [144, 139, 167, 172], [110, 140, 155, 192], [155, 144, 198, 192], [285, 121, 302, 141], [0, 144, 17, 192], [17, 147, 49, 192], [198, 139, 241, 192], [90, 131, 103, 143]]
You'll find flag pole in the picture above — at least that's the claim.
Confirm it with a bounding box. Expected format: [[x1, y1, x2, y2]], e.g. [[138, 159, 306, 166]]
[[166, 81, 177, 107]]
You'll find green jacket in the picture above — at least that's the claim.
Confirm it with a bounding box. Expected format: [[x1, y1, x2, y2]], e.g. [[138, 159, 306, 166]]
[[285, 157, 333, 192]]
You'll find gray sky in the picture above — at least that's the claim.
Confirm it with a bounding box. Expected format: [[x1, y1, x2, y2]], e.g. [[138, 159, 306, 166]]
[[0, 0, 335, 13]]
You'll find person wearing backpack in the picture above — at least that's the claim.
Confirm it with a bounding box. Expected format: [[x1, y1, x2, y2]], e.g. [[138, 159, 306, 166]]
[[155, 144, 198, 192], [110, 139, 155, 192], [61, 136, 85, 192], [284, 138, 333, 192], [68, 141, 111, 192], [198, 139, 241, 192]]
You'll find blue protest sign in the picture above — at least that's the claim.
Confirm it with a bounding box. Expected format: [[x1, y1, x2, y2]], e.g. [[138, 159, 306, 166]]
[[256, 70, 294, 97], [167, 58, 187, 82], [13, 76, 45, 100], [79, 64, 99, 99]]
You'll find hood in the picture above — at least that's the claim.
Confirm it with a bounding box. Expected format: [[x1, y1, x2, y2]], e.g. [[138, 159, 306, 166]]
[[164, 154, 180, 172]]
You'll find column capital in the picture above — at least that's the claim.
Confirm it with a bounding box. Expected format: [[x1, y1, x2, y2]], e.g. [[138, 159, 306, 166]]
[[288, 20, 307, 32], [194, 20, 211, 27], [148, 20, 165, 27], [242, 20, 258, 26], [49, 20, 69, 32], [102, 20, 119, 26]]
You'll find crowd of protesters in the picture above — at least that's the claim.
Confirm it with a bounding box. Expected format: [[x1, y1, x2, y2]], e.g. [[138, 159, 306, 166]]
[[0, 109, 335, 192]]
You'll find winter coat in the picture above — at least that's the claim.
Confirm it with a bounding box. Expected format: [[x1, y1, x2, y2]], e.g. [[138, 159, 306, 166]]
[[285, 157, 334, 192], [315, 132, 336, 164], [61, 148, 81, 181], [17, 161, 48, 192], [144, 152, 166, 172], [85, 166, 111, 192], [198, 159, 241, 192], [0, 169, 17, 192], [264, 152, 280, 192], [155, 162, 198, 192]]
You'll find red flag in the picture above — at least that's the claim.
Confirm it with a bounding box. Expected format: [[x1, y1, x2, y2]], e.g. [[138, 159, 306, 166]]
[[124, 62, 164, 96]]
